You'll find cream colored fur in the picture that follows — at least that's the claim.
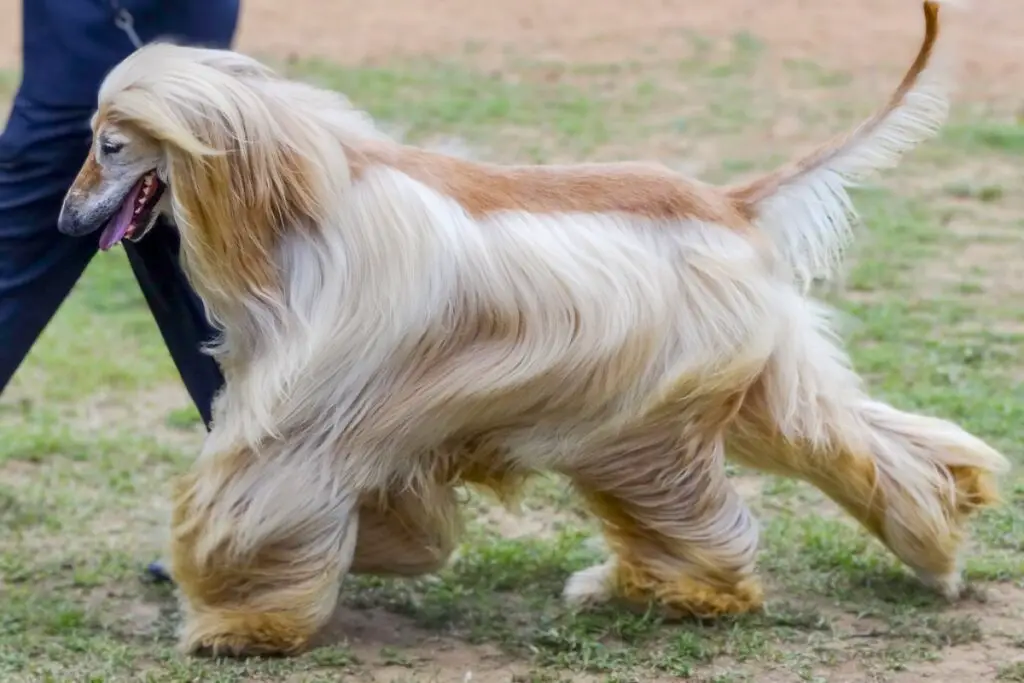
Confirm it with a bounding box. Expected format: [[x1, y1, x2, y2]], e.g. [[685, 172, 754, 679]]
[[58, 1, 1009, 658]]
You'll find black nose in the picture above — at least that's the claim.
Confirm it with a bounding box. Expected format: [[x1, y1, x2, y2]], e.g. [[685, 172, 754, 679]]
[[57, 203, 93, 237], [56, 206, 79, 235]]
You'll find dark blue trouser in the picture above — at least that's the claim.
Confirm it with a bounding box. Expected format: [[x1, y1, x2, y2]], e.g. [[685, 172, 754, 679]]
[[0, 0, 241, 426], [2, 1, 241, 581]]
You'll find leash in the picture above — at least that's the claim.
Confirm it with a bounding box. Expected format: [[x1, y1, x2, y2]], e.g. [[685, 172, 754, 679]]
[[107, 0, 144, 49]]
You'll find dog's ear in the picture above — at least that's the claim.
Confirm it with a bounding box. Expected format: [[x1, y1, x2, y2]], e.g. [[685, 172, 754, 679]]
[[100, 45, 325, 305], [98, 44, 281, 158], [166, 89, 324, 307], [168, 124, 320, 307]]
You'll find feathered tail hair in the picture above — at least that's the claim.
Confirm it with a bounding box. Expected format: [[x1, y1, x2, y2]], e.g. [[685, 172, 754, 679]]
[[727, 1, 951, 288]]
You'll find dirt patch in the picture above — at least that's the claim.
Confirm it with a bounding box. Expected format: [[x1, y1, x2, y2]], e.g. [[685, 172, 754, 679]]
[[890, 642, 1024, 682], [909, 157, 1024, 311], [314, 607, 514, 683], [2, 1, 1024, 107], [856, 584, 1024, 682], [314, 605, 687, 683], [235, 0, 1022, 108], [76, 384, 203, 446]]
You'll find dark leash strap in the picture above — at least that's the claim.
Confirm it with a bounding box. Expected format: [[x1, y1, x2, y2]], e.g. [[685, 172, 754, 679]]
[[107, 1, 174, 589], [107, 0, 144, 49]]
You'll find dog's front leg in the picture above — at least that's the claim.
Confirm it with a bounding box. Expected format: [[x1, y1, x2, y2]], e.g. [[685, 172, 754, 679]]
[[168, 443, 360, 658], [348, 483, 462, 577]]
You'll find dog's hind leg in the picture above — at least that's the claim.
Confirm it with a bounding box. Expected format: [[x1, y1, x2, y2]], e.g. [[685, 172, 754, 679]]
[[564, 399, 763, 618], [169, 446, 360, 658], [727, 298, 1010, 599]]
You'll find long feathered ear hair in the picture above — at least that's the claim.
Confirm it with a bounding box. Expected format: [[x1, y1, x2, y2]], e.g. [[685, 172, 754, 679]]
[[97, 43, 350, 315]]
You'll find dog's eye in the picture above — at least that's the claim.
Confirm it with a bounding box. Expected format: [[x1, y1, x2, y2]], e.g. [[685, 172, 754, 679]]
[[100, 139, 125, 156]]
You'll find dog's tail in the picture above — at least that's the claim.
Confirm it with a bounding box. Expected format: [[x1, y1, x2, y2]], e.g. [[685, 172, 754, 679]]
[[726, 1, 951, 288]]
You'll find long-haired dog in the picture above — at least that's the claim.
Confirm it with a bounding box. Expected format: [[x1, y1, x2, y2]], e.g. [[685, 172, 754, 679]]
[[57, 1, 1009, 657]]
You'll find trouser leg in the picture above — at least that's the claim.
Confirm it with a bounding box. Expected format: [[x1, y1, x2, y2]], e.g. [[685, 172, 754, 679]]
[[4, 0, 241, 583], [123, 224, 223, 427], [0, 101, 223, 584], [0, 107, 97, 394]]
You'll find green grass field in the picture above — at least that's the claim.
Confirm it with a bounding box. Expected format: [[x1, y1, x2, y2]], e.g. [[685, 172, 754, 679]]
[[1, 33, 1023, 683]]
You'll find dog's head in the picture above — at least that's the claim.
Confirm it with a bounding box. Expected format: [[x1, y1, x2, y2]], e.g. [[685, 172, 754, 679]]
[[56, 42, 340, 303], [58, 44, 278, 246], [56, 115, 170, 250]]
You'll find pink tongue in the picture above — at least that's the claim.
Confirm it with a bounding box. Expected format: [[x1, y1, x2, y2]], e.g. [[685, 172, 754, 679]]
[[98, 179, 144, 251]]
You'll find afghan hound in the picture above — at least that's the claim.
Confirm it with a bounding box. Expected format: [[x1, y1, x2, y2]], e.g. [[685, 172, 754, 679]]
[[57, 1, 1009, 657]]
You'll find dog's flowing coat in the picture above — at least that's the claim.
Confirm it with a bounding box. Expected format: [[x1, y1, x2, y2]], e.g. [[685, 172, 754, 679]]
[[61, 1, 1009, 656]]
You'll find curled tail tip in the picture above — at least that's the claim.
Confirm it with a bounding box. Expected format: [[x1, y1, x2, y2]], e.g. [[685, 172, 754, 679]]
[[723, 0, 954, 286]]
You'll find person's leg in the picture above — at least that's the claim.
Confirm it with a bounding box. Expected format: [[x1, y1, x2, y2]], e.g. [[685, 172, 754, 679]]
[[117, 0, 240, 582], [0, 97, 215, 585], [123, 226, 223, 427], [126, 224, 226, 584], [4, 0, 240, 582], [112, 1, 240, 429], [0, 99, 98, 394]]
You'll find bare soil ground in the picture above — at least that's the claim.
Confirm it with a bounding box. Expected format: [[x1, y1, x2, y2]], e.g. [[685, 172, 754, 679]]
[[3, 0, 1022, 104], [1, 1, 1023, 682], [238, 0, 1022, 104]]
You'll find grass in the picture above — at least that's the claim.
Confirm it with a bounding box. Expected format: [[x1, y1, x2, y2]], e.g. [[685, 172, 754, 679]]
[[2, 28, 1024, 683]]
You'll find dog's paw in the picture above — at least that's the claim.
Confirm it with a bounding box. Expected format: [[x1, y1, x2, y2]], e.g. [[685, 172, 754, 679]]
[[178, 610, 311, 659], [185, 632, 283, 659], [915, 569, 964, 602], [562, 561, 615, 608]]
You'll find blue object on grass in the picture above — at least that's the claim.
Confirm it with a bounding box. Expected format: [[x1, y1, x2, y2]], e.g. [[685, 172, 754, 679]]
[[145, 560, 174, 584]]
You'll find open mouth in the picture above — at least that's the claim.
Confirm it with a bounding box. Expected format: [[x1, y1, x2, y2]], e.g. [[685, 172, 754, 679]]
[[98, 171, 166, 251]]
